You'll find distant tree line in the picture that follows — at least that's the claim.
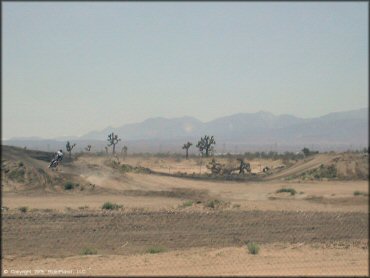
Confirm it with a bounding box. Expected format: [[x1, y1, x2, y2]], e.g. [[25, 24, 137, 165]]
[[64, 131, 346, 163], [241, 151, 303, 161]]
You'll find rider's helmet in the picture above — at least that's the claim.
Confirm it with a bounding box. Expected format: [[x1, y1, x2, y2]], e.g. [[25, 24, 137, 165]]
[[59, 150, 63, 152]]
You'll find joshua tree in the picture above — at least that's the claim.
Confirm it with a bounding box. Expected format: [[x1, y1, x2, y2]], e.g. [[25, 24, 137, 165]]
[[121, 146, 128, 158], [66, 141, 76, 158], [182, 142, 192, 159], [105, 146, 109, 155], [302, 147, 311, 157], [196, 135, 216, 157], [107, 132, 121, 155], [85, 145, 92, 152]]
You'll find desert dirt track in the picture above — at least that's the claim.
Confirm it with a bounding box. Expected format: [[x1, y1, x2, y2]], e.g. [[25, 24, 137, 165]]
[[2, 209, 368, 276], [1, 146, 369, 276], [2, 210, 368, 257]]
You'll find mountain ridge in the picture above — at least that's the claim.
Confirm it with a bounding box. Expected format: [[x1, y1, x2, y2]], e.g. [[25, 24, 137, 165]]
[[78, 108, 367, 141], [4, 108, 367, 152]]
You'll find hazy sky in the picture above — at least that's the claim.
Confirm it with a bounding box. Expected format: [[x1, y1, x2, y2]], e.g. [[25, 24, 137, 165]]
[[3, 2, 368, 139]]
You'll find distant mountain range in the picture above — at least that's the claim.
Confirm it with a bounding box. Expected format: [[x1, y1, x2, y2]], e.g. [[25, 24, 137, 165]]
[[4, 108, 368, 153]]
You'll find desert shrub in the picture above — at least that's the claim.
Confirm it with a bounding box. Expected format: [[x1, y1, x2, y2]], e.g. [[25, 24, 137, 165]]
[[78, 205, 89, 210], [41, 208, 53, 212], [300, 164, 337, 180], [318, 164, 337, 178], [18, 206, 28, 213], [80, 247, 97, 255], [205, 199, 222, 208], [147, 246, 166, 254], [8, 168, 25, 182], [246, 242, 260, 255], [232, 203, 241, 209], [353, 191, 368, 196], [64, 182, 75, 190], [276, 188, 296, 196], [182, 200, 194, 207], [120, 164, 134, 172], [102, 202, 123, 210], [18, 161, 24, 167], [104, 159, 120, 169]]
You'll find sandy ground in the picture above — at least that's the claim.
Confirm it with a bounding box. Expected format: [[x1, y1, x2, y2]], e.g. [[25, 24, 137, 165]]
[[1, 147, 369, 276], [3, 209, 367, 254], [2, 209, 368, 276], [3, 244, 368, 276]]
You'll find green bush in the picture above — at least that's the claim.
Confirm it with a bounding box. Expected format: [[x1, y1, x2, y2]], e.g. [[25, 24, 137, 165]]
[[182, 200, 194, 207], [64, 182, 75, 190], [80, 247, 97, 255], [147, 246, 166, 254], [318, 164, 337, 178], [353, 191, 368, 196], [247, 242, 260, 255], [18, 206, 28, 213], [102, 202, 123, 210], [276, 188, 296, 196], [301, 164, 337, 180]]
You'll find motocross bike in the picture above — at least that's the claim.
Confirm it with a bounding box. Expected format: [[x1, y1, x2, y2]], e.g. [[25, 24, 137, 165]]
[[48, 156, 62, 169]]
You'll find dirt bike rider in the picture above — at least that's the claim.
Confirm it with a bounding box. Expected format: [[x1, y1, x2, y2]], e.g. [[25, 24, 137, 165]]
[[49, 149, 64, 168]]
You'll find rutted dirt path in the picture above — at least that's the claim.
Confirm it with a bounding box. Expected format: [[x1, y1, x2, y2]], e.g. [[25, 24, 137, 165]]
[[2, 210, 368, 258]]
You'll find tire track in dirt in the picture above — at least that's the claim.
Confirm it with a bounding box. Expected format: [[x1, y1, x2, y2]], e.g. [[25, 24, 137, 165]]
[[2, 210, 367, 258]]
